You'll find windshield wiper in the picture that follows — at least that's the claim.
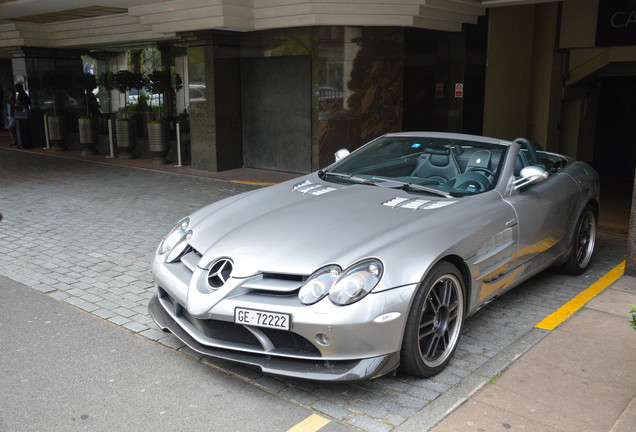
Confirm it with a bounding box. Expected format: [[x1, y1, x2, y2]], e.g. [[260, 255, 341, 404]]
[[320, 171, 377, 185], [403, 183, 454, 198], [372, 177, 454, 198]]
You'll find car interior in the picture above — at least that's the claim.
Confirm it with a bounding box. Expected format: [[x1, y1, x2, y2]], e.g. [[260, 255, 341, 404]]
[[329, 136, 570, 196]]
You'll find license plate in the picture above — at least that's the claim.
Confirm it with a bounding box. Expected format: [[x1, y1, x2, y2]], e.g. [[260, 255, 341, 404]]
[[234, 307, 291, 331]]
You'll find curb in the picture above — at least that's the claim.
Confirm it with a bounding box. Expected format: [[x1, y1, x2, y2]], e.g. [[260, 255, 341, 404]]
[[396, 327, 549, 431]]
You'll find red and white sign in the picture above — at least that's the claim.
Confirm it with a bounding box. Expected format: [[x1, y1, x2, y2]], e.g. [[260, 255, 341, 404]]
[[435, 83, 444, 98], [455, 83, 463, 98]]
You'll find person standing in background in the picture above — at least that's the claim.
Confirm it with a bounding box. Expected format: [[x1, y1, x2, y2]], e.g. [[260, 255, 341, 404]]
[[7, 87, 17, 146], [14, 82, 31, 149]]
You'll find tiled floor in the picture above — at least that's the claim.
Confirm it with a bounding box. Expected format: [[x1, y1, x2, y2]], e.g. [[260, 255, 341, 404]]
[[1, 129, 629, 236], [0, 140, 628, 432]]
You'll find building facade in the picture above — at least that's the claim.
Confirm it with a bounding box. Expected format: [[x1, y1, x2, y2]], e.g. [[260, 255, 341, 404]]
[[0, 0, 635, 271]]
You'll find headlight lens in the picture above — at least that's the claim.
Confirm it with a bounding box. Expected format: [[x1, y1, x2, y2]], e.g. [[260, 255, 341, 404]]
[[158, 217, 191, 262], [298, 259, 383, 306], [298, 265, 341, 305], [329, 259, 383, 305]]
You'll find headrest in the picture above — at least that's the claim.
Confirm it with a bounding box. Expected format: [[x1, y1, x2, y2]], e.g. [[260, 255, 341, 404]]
[[430, 154, 451, 167], [424, 146, 450, 156]]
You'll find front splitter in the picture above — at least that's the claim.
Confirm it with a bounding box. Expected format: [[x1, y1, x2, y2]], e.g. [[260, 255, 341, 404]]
[[148, 294, 399, 381]]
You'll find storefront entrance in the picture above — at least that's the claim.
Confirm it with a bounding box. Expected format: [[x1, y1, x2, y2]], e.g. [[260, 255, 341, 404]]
[[594, 75, 636, 235]]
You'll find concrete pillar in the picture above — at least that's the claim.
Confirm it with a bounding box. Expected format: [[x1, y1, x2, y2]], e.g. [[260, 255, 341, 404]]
[[187, 44, 218, 171], [432, 32, 466, 133], [483, 5, 535, 140], [526, 3, 561, 151]]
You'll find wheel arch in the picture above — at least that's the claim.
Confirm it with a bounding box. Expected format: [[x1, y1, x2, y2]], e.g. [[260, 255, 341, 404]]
[[587, 198, 599, 220], [399, 255, 471, 341], [437, 254, 472, 314], [566, 198, 599, 246], [397, 255, 470, 376]]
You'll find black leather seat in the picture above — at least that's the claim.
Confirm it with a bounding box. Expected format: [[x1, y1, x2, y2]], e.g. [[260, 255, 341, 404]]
[[444, 149, 493, 193], [466, 150, 492, 172], [411, 148, 461, 183]]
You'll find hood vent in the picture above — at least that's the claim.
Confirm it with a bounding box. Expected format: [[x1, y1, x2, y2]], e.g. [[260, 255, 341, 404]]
[[383, 197, 457, 211], [293, 180, 337, 196]]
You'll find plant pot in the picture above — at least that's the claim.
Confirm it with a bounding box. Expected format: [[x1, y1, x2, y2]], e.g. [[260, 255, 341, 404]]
[[47, 115, 67, 151], [116, 118, 136, 159], [78, 117, 98, 156], [148, 121, 170, 165]]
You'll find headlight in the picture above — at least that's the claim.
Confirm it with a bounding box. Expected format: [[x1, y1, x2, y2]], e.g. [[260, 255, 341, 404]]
[[158, 217, 191, 262], [298, 259, 383, 306], [298, 265, 341, 305], [330, 259, 383, 305]]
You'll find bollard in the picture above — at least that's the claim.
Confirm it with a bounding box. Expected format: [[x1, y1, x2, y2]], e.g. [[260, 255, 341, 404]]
[[43, 113, 50, 149], [175, 122, 182, 167], [107, 118, 115, 158]]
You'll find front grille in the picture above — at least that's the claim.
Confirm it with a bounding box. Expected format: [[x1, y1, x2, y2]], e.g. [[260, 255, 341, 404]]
[[158, 287, 321, 356], [181, 308, 261, 348]]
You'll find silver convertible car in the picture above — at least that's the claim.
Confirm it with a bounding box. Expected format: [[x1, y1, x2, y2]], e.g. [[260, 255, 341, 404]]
[[149, 132, 599, 381]]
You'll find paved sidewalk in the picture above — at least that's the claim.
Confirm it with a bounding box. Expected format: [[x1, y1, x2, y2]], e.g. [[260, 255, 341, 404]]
[[425, 275, 636, 432]]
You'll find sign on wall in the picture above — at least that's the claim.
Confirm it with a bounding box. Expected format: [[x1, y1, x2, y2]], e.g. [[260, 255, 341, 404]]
[[596, 0, 636, 46], [454, 83, 463, 98]]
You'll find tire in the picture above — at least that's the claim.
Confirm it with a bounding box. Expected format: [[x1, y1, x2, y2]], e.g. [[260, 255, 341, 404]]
[[399, 261, 465, 377], [562, 204, 597, 275]]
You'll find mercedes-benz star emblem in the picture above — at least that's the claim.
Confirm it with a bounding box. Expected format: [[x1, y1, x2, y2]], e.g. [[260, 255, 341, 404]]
[[207, 259, 233, 288]]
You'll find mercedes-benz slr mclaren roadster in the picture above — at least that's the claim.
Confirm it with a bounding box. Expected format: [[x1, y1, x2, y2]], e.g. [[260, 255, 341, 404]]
[[149, 132, 599, 381]]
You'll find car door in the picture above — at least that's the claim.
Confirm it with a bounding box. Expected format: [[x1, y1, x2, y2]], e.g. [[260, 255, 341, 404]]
[[466, 194, 520, 307], [504, 150, 580, 270]]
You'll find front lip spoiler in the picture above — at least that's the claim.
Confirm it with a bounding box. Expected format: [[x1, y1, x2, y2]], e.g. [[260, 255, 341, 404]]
[[148, 294, 400, 382]]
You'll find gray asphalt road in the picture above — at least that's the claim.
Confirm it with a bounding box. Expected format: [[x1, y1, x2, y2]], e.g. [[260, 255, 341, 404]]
[[0, 275, 352, 432]]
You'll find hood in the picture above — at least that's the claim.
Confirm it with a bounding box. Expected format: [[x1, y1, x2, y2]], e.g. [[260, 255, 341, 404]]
[[187, 174, 465, 277]]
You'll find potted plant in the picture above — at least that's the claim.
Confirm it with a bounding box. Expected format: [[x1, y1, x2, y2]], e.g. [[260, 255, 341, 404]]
[[113, 70, 144, 159], [147, 69, 182, 165], [76, 72, 99, 155], [41, 69, 67, 151]]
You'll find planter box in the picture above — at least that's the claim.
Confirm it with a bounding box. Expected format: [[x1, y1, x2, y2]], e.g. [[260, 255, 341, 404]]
[[148, 121, 170, 165], [116, 118, 136, 159]]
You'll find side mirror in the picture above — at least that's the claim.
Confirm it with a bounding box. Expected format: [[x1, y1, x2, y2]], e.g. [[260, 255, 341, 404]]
[[513, 166, 548, 190], [334, 148, 350, 162]]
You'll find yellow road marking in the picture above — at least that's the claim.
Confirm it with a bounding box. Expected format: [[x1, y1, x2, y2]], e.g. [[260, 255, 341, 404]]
[[230, 180, 277, 185], [536, 260, 625, 330], [287, 414, 330, 432]]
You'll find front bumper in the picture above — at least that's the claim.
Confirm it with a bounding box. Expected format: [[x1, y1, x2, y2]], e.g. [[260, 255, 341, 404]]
[[149, 294, 400, 381]]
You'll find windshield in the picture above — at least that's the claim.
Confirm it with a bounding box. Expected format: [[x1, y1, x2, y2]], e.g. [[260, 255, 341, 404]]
[[325, 136, 508, 197]]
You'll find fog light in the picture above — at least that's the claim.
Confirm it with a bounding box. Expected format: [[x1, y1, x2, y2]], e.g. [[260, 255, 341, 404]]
[[315, 333, 331, 346]]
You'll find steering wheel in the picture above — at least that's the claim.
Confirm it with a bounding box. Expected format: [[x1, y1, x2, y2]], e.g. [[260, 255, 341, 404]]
[[515, 138, 539, 165], [449, 171, 490, 192], [467, 166, 495, 177]]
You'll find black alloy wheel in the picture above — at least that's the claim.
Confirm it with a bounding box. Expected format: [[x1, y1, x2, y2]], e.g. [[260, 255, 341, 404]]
[[563, 204, 597, 275], [400, 261, 465, 377]]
